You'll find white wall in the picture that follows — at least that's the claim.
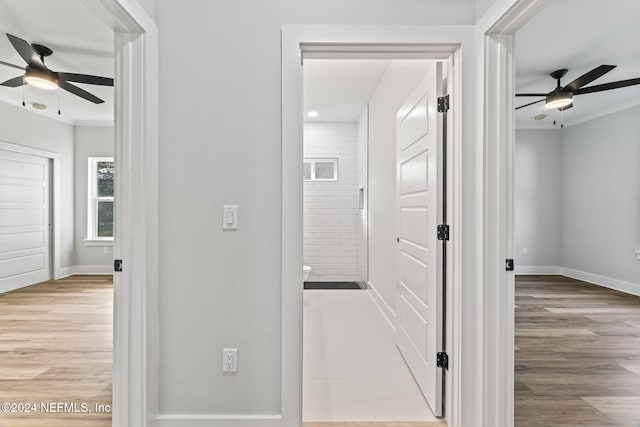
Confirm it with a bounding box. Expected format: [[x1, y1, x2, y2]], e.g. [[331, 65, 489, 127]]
[[73, 125, 114, 271], [560, 107, 640, 288], [155, 0, 475, 419], [0, 102, 74, 275], [356, 106, 368, 284], [515, 106, 640, 290], [514, 129, 561, 270], [303, 122, 358, 282], [367, 60, 433, 318]]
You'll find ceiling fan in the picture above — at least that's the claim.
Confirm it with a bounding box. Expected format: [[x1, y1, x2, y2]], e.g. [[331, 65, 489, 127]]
[[0, 33, 113, 104], [516, 65, 640, 111]]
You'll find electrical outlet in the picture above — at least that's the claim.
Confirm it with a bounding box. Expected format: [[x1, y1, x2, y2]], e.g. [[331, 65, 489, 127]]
[[222, 348, 238, 373], [103, 247, 109, 255], [522, 247, 528, 255]]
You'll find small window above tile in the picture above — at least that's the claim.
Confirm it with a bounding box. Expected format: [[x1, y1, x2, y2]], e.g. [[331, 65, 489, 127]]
[[303, 158, 338, 182]]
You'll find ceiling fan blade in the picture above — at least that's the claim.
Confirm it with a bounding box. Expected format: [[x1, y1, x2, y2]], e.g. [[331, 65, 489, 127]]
[[0, 76, 25, 87], [562, 65, 616, 92], [61, 81, 104, 104], [0, 60, 24, 71], [6, 33, 45, 69], [515, 93, 547, 97], [60, 73, 114, 87], [574, 78, 640, 95], [515, 99, 545, 110]]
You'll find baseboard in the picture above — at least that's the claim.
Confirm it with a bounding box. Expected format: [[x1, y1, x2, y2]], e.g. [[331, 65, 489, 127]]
[[54, 266, 73, 280], [367, 280, 396, 332], [72, 265, 114, 275], [156, 414, 282, 427], [561, 267, 640, 297], [514, 265, 561, 275]]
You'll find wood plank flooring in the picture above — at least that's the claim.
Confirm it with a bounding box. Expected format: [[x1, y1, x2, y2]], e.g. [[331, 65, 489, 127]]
[[516, 275, 640, 426], [0, 276, 112, 426], [5, 274, 638, 426]]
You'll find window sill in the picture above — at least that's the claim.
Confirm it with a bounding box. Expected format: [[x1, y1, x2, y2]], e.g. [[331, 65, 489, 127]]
[[84, 239, 114, 247]]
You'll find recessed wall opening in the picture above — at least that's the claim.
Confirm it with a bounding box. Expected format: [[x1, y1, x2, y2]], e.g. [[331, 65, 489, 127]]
[[302, 56, 449, 424]]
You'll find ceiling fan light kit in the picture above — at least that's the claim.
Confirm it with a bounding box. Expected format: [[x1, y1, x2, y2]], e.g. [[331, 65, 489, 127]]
[[0, 33, 113, 105], [24, 68, 58, 90], [545, 91, 572, 109], [516, 65, 640, 115]]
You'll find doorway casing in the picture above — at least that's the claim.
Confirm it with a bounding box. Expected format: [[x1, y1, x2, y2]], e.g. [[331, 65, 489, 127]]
[[79, 1, 158, 426], [478, 0, 552, 425], [282, 25, 473, 426]]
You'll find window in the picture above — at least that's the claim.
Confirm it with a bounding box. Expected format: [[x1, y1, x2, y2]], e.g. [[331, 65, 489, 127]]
[[303, 158, 338, 182], [87, 157, 114, 241]]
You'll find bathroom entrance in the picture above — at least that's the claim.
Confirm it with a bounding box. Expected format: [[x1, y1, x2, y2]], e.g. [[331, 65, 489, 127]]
[[302, 57, 448, 423]]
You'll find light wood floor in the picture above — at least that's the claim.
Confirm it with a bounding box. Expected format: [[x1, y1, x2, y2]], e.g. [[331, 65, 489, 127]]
[[516, 275, 640, 426], [7, 274, 639, 426], [0, 275, 112, 426]]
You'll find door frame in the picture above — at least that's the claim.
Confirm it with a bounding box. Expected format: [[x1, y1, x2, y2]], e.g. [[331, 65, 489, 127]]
[[79, 1, 158, 425], [282, 25, 473, 426], [477, 0, 551, 425]]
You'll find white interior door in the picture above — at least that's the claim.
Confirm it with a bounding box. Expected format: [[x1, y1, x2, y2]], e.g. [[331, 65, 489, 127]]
[[395, 62, 444, 416], [0, 149, 51, 293]]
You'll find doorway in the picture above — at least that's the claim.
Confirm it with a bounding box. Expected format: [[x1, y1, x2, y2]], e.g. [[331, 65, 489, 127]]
[[302, 58, 445, 422], [296, 39, 454, 420], [482, 0, 640, 424], [0, 0, 156, 424]]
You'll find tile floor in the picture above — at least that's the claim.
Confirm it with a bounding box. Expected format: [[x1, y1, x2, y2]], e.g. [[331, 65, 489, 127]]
[[303, 290, 439, 422]]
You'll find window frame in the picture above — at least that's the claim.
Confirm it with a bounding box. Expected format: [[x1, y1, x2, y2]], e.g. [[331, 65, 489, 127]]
[[87, 156, 115, 243], [303, 158, 339, 182]]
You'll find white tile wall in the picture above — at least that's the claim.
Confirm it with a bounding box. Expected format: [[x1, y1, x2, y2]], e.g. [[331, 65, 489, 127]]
[[304, 122, 359, 282]]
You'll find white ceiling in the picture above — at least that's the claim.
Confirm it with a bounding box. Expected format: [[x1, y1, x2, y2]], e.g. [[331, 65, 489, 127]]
[[515, 0, 640, 129], [0, 0, 114, 124], [304, 60, 391, 122]]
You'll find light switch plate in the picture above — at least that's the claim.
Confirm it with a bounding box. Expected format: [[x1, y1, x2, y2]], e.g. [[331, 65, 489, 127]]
[[223, 205, 238, 230]]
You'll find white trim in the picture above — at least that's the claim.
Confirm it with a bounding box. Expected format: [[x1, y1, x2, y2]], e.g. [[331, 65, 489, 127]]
[[478, 1, 553, 426], [74, 120, 115, 127], [84, 239, 114, 247], [562, 98, 640, 128], [514, 265, 562, 276], [156, 414, 282, 427], [73, 265, 115, 275], [367, 281, 397, 332], [283, 25, 472, 427], [560, 268, 640, 297], [56, 266, 73, 279], [80, 1, 158, 426], [513, 265, 561, 275]]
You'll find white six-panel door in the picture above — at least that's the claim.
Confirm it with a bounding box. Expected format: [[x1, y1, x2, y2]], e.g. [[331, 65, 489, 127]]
[[395, 62, 444, 416], [0, 149, 50, 293]]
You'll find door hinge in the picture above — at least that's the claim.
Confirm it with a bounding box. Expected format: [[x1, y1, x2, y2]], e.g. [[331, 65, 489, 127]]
[[437, 95, 450, 113], [437, 224, 449, 241], [436, 351, 449, 370], [114, 259, 123, 272], [506, 258, 514, 271]]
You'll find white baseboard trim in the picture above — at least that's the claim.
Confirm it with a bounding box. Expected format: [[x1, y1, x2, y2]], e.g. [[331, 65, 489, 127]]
[[514, 265, 561, 275], [561, 267, 640, 297], [54, 266, 73, 280], [72, 265, 114, 275], [156, 414, 282, 427], [367, 280, 396, 332]]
